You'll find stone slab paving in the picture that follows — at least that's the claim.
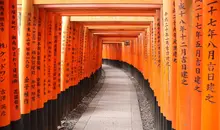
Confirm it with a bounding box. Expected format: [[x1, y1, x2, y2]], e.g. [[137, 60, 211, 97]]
[[73, 65, 143, 130]]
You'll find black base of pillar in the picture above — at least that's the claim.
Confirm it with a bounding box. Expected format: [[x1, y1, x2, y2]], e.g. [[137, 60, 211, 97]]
[[11, 119, 23, 130], [30, 110, 38, 130], [21, 113, 31, 130], [48, 100, 53, 130], [37, 108, 44, 130], [51, 99, 57, 130], [57, 93, 61, 126], [44, 102, 49, 130]]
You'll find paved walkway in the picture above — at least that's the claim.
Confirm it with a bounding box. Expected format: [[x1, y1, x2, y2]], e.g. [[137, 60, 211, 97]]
[[74, 65, 143, 130]]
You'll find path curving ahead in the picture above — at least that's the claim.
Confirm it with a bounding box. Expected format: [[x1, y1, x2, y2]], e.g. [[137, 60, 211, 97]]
[[74, 65, 143, 130]]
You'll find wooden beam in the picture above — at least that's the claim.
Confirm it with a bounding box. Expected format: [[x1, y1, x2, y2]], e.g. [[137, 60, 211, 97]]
[[56, 10, 155, 16], [87, 26, 149, 29], [96, 34, 139, 37], [17, 1, 162, 5], [44, 8, 156, 16], [93, 30, 141, 37], [102, 41, 124, 44], [37, 4, 161, 8], [86, 25, 150, 28], [91, 30, 143, 34], [103, 40, 129, 42], [70, 16, 154, 22], [81, 21, 151, 26], [83, 21, 150, 29], [101, 37, 137, 40], [90, 29, 145, 31]]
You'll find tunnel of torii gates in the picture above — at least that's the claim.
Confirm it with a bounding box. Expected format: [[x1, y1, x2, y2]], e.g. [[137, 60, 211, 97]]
[[0, 0, 219, 130]]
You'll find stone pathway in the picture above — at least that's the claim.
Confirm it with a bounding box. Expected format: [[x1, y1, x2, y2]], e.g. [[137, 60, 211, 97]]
[[74, 65, 143, 130]]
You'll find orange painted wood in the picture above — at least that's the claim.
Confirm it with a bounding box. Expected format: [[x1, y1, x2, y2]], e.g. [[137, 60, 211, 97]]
[[175, 0, 191, 129], [170, 1, 177, 128], [52, 14, 59, 100], [190, 1, 203, 130], [82, 27, 88, 78], [161, 0, 177, 128], [71, 22, 78, 85], [143, 30, 149, 79], [0, 0, 11, 126], [43, 21, 48, 103], [82, 21, 151, 26], [75, 23, 81, 84], [46, 12, 55, 100], [37, 8, 46, 108], [66, 22, 73, 87], [17, 0, 163, 5], [78, 24, 84, 81], [9, 0, 21, 122], [56, 15, 62, 95], [61, 16, 70, 91], [19, 0, 33, 115], [201, 0, 219, 130], [58, 11, 155, 16], [30, 6, 38, 111]]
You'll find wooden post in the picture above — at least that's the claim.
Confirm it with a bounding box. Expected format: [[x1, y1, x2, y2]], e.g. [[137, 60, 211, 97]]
[[175, 0, 192, 130], [162, 1, 176, 129], [202, 0, 219, 130], [37, 8, 46, 130], [170, 1, 177, 129], [61, 16, 70, 92], [43, 10, 48, 130], [19, 0, 33, 129], [61, 16, 70, 116], [0, 0, 11, 129], [30, 6, 38, 130], [190, 1, 203, 130], [56, 14, 62, 125], [9, 0, 22, 129]]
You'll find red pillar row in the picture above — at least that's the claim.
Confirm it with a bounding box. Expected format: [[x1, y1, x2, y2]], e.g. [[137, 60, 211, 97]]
[[0, 3, 103, 130], [102, 1, 220, 130]]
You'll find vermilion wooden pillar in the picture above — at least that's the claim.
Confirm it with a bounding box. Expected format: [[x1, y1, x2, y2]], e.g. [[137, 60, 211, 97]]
[[37, 8, 46, 130], [45, 12, 55, 130], [170, 1, 177, 129], [155, 10, 161, 112], [175, 0, 191, 130], [0, 0, 13, 130], [151, 20, 157, 100], [162, 0, 176, 129], [9, 0, 22, 129], [19, 0, 33, 130], [71, 22, 76, 86], [66, 22, 72, 89], [56, 14, 62, 125], [61, 16, 70, 117], [202, 1, 219, 130], [43, 12, 48, 130], [143, 30, 148, 80], [82, 27, 88, 79], [61, 16, 69, 93], [190, 1, 203, 130], [75, 23, 80, 85], [78, 24, 83, 81], [30, 6, 38, 130], [145, 27, 151, 80]]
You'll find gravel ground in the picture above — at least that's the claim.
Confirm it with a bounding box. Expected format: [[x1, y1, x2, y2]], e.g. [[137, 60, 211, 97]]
[[57, 70, 105, 130], [123, 70, 155, 130]]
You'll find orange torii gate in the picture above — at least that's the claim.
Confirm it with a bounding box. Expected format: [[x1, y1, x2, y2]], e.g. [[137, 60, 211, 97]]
[[0, 0, 220, 130]]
